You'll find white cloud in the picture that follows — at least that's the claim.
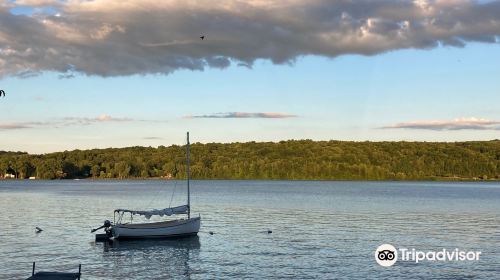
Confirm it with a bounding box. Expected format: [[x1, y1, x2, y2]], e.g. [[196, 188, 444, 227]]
[[382, 117, 500, 130], [0, 114, 134, 129], [0, 123, 31, 129], [0, 121, 49, 130], [187, 112, 297, 118], [63, 114, 133, 125]]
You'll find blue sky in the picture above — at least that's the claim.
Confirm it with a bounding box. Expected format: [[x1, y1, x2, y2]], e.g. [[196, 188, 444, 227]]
[[1, 1, 500, 153]]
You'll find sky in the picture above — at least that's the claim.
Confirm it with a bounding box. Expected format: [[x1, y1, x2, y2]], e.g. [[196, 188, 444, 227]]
[[0, 0, 500, 154]]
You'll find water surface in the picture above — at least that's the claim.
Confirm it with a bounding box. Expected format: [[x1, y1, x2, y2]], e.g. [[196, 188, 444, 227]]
[[0, 180, 499, 279]]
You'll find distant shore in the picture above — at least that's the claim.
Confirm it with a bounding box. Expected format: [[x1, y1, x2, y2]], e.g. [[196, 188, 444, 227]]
[[1, 176, 499, 182], [2, 139, 500, 181]]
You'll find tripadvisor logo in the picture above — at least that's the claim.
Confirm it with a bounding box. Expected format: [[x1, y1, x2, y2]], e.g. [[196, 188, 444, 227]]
[[375, 244, 397, 267], [375, 244, 481, 267]]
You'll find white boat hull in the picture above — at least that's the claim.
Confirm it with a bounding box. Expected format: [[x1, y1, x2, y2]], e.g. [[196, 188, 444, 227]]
[[112, 217, 200, 239]]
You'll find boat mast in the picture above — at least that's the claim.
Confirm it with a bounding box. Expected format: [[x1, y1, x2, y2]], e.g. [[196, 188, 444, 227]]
[[187, 132, 191, 219]]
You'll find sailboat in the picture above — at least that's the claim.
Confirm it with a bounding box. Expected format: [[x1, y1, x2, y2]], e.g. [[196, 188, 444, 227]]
[[92, 132, 200, 239]]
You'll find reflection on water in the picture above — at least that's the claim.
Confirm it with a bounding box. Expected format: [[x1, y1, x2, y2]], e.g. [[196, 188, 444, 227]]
[[96, 237, 201, 279], [0, 180, 499, 279], [102, 236, 201, 252]]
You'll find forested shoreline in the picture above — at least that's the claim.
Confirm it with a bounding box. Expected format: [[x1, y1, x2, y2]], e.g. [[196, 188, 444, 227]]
[[1, 140, 499, 180]]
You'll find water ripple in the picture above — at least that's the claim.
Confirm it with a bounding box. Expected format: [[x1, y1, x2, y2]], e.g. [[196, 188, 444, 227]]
[[0, 180, 499, 279]]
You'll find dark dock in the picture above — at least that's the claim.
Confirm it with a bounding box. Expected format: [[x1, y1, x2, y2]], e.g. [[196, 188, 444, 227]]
[[26, 262, 81, 280]]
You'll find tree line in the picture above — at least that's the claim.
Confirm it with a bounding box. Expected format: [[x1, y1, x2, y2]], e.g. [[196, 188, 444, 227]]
[[0, 140, 499, 180]]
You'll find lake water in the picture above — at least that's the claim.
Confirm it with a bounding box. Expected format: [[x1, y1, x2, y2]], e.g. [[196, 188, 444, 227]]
[[0, 180, 499, 279]]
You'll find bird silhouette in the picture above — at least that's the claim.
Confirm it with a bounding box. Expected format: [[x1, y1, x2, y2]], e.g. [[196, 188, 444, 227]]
[[200, 35, 205, 40], [0, 90, 5, 97], [35, 227, 43, 233]]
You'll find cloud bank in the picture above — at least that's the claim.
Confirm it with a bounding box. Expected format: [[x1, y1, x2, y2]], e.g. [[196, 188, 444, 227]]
[[187, 112, 297, 118], [1, 0, 500, 77], [63, 114, 132, 125], [383, 117, 500, 130], [0, 123, 32, 129], [0, 114, 133, 129]]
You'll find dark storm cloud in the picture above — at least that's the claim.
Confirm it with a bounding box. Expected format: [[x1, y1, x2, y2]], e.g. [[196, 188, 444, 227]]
[[1, 0, 500, 78]]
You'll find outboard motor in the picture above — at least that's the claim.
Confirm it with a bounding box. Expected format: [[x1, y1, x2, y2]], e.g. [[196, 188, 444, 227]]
[[103, 220, 113, 238], [91, 219, 113, 237], [103, 220, 111, 228]]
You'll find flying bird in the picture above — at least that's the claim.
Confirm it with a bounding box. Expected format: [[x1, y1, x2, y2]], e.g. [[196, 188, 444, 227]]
[[35, 227, 43, 233], [200, 35, 205, 40], [0, 90, 5, 97]]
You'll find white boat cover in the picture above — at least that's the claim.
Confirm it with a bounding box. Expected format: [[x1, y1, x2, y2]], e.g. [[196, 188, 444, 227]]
[[115, 205, 189, 219]]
